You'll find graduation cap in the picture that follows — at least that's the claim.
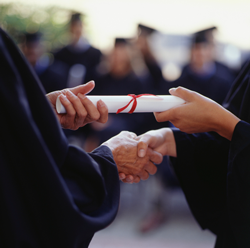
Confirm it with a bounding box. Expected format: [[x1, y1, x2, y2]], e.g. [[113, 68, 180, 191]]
[[22, 32, 42, 44], [114, 38, 132, 46], [195, 26, 217, 35], [137, 23, 156, 36], [70, 13, 84, 24], [192, 26, 217, 45]]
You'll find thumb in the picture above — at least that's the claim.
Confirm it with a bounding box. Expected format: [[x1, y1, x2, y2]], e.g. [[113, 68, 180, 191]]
[[137, 134, 155, 158], [70, 80, 95, 96], [169, 86, 195, 102]]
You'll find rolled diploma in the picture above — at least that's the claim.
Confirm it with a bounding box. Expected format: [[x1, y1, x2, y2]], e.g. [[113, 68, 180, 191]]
[[56, 95, 185, 114]]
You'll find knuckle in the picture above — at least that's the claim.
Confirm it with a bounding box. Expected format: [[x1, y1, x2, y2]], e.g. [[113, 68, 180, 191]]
[[133, 167, 142, 175], [92, 112, 101, 121], [154, 114, 163, 122]]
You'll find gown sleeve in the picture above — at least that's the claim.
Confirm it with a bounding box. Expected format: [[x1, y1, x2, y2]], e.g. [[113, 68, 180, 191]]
[[227, 121, 250, 247], [171, 122, 250, 247], [0, 27, 120, 248], [170, 129, 230, 234]]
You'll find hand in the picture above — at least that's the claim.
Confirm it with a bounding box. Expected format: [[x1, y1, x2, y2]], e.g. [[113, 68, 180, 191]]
[[102, 131, 163, 184], [154, 87, 240, 140], [119, 128, 176, 183], [46, 81, 108, 130], [137, 128, 177, 158]]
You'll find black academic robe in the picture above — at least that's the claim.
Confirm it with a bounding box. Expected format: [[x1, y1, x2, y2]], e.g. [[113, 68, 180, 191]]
[[0, 28, 119, 248], [54, 45, 102, 84], [38, 60, 69, 93], [171, 63, 234, 104], [170, 62, 250, 247]]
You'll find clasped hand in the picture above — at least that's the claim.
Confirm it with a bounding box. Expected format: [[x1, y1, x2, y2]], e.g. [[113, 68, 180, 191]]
[[102, 131, 163, 184]]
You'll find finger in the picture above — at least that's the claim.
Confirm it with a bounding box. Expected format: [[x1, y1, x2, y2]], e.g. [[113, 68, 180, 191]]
[[139, 170, 149, 181], [132, 176, 141, 183], [154, 110, 173, 123], [70, 80, 95, 96], [59, 94, 76, 128], [121, 175, 134, 184], [125, 175, 134, 182], [127, 132, 137, 139], [169, 86, 195, 102], [66, 90, 88, 127], [137, 135, 152, 158], [97, 100, 109, 124], [147, 149, 163, 165], [122, 175, 140, 184], [119, 173, 126, 180], [78, 94, 100, 122], [144, 161, 158, 175]]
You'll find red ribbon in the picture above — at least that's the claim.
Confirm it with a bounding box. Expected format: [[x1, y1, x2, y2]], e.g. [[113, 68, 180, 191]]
[[116, 94, 158, 114]]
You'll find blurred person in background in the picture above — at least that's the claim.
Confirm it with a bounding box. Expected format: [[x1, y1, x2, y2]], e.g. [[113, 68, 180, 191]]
[[136, 23, 165, 94], [171, 27, 235, 105], [53, 12, 102, 87], [87, 38, 146, 150], [134, 24, 179, 233], [52, 12, 102, 148], [20, 32, 68, 93]]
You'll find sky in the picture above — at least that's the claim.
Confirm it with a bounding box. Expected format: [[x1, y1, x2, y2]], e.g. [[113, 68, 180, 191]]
[[2, 0, 250, 50]]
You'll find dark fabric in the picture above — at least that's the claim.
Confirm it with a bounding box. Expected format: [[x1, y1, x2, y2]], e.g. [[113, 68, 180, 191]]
[[0, 28, 119, 248], [38, 60, 69, 93], [54, 45, 102, 84], [170, 61, 250, 247], [171, 62, 234, 104]]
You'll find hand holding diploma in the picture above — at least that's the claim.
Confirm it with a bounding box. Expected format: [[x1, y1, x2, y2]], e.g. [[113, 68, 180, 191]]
[[46, 81, 109, 130], [154, 87, 240, 140]]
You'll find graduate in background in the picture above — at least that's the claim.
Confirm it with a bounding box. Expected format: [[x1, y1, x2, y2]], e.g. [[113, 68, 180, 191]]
[[171, 27, 234, 105], [20, 32, 69, 93], [136, 23, 165, 93], [0, 27, 161, 248], [53, 12, 102, 86], [88, 37, 146, 146], [52, 13, 102, 148]]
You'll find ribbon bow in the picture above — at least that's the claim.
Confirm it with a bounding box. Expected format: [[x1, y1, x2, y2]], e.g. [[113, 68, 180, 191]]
[[116, 94, 158, 114]]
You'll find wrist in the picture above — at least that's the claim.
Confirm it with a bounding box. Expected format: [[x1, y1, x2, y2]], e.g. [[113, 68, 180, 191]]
[[213, 106, 240, 140]]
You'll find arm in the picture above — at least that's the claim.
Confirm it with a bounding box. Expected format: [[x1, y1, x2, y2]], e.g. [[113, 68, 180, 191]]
[[154, 87, 240, 140]]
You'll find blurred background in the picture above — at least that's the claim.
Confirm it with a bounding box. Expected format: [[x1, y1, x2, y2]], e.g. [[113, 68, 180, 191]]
[[1, 0, 250, 247]]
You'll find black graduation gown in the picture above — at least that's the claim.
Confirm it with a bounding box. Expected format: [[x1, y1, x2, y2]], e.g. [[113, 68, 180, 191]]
[[170, 62, 250, 247], [54, 45, 102, 84], [171, 63, 234, 104], [0, 28, 119, 247], [38, 60, 69, 93]]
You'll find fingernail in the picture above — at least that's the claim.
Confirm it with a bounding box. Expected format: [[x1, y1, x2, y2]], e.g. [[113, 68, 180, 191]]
[[78, 93, 86, 100], [86, 80, 94, 86], [98, 100, 105, 107], [66, 90, 75, 97], [138, 149, 145, 157], [60, 94, 67, 101], [169, 88, 176, 93]]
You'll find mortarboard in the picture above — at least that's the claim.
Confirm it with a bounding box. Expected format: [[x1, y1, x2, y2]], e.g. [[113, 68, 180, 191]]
[[70, 13, 83, 23], [23, 32, 42, 44], [137, 23, 156, 36], [114, 38, 132, 46]]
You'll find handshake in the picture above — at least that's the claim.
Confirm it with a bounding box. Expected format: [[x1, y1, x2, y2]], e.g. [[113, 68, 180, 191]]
[[102, 128, 177, 184]]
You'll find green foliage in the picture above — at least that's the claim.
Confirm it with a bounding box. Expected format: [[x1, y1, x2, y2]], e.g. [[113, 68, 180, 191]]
[[0, 3, 76, 51]]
